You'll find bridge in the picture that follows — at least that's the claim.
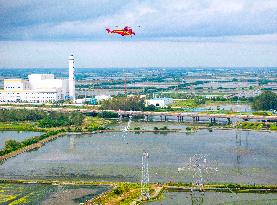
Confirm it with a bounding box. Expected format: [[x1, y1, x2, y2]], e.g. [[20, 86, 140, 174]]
[[114, 110, 277, 123], [1, 105, 277, 123]]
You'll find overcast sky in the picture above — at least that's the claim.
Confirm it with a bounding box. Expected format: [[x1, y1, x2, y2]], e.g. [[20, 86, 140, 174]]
[[0, 0, 276, 68]]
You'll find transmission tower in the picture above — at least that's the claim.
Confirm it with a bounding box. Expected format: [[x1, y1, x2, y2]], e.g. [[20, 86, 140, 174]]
[[178, 154, 218, 191], [141, 151, 150, 199]]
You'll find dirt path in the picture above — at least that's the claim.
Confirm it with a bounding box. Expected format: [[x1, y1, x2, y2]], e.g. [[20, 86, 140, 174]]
[[130, 185, 164, 205]]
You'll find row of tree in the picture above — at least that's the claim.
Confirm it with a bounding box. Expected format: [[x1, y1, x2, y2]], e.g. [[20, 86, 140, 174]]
[[252, 91, 277, 111], [0, 109, 85, 128], [0, 109, 45, 122], [100, 96, 145, 111], [38, 111, 84, 127]]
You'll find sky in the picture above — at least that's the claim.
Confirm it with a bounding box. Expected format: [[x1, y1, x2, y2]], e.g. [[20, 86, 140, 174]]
[[0, 0, 276, 68]]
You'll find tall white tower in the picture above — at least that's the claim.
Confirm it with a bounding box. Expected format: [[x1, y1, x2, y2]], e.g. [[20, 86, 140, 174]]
[[68, 54, 75, 102]]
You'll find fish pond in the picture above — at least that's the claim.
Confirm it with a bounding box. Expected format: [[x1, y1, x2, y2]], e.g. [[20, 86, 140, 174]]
[[0, 131, 42, 149], [145, 191, 277, 205], [0, 129, 276, 184]]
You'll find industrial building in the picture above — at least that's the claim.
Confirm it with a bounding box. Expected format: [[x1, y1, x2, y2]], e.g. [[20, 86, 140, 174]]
[[0, 55, 76, 103], [145, 98, 173, 108]]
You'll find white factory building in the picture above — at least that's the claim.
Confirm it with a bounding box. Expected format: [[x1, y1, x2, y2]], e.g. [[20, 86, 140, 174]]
[[145, 98, 173, 108], [0, 55, 76, 103]]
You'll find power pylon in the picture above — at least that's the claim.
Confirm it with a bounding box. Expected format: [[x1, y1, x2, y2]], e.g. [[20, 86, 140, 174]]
[[178, 154, 218, 191], [141, 151, 150, 199], [178, 154, 218, 205]]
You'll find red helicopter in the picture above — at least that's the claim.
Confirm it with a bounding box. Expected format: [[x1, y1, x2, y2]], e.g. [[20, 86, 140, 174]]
[[106, 26, 136, 36]]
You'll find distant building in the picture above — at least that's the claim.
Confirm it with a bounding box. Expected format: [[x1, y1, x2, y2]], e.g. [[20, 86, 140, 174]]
[[0, 55, 75, 103], [75, 98, 97, 105], [232, 90, 262, 98], [75, 98, 86, 104], [263, 83, 277, 90], [145, 98, 173, 108], [94, 95, 112, 102]]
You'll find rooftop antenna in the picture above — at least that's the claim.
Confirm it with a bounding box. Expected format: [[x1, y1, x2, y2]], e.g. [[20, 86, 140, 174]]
[[141, 151, 150, 200]]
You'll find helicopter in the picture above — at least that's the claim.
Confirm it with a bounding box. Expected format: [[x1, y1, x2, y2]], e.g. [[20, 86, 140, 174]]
[[106, 26, 138, 36]]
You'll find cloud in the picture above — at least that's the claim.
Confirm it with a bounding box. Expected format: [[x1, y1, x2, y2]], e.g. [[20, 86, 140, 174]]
[[0, 0, 277, 41]]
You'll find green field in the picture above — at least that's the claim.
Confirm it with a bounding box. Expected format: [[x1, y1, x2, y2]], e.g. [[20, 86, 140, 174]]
[[0, 182, 109, 205]]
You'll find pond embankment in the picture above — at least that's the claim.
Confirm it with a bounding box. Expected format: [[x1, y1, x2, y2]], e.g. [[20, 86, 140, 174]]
[[0, 132, 64, 162]]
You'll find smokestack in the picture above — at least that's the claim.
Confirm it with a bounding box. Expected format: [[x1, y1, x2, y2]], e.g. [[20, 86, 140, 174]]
[[68, 54, 75, 102]]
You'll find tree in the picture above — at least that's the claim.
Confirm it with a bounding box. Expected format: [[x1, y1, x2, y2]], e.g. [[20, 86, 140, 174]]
[[4, 140, 22, 152], [144, 104, 156, 111], [0, 109, 45, 122], [252, 91, 277, 110], [100, 96, 145, 111], [38, 111, 84, 128], [194, 97, 206, 105]]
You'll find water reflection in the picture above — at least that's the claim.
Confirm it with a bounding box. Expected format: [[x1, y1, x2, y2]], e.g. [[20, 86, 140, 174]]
[[191, 191, 204, 205], [69, 135, 76, 150], [234, 131, 250, 174]]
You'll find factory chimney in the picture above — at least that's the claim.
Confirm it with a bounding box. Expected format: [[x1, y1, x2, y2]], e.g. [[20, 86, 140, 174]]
[[68, 54, 75, 102]]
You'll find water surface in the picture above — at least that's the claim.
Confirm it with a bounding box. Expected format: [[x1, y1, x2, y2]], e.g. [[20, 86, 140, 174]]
[[0, 130, 276, 184], [145, 191, 277, 205], [0, 131, 42, 149]]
